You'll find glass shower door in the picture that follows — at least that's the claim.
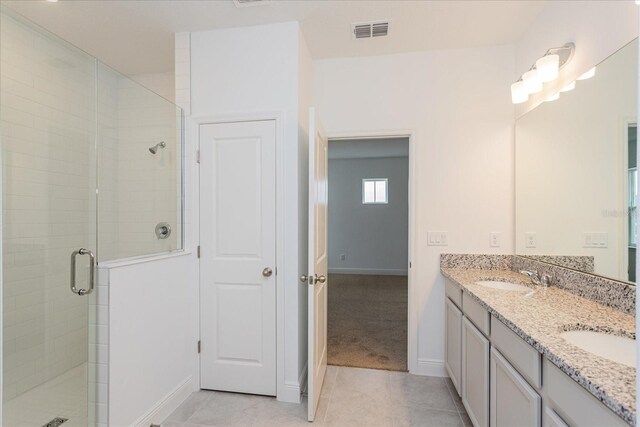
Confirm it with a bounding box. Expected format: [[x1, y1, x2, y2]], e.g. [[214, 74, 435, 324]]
[[1, 8, 97, 427]]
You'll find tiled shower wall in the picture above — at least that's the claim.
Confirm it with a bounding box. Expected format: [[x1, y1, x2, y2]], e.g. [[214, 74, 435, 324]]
[[0, 11, 95, 400], [111, 75, 181, 260], [1, 8, 183, 418], [98, 66, 182, 261]]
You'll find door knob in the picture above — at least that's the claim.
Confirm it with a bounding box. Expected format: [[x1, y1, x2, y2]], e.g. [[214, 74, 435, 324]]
[[300, 275, 308, 283], [314, 274, 326, 284], [262, 267, 273, 277]]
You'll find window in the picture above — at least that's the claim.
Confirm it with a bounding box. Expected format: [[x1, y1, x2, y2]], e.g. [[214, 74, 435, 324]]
[[362, 178, 388, 204]]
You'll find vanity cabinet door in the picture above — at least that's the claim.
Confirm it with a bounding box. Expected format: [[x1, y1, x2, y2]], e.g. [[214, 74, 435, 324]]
[[445, 298, 462, 396], [462, 317, 490, 427], [490, 348, 541, 427], [543, 407, 569, 427]]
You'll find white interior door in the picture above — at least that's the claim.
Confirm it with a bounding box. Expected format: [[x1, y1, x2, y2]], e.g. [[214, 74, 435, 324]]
[[308, 108, 329, 421], [199, 120, 277, 396]]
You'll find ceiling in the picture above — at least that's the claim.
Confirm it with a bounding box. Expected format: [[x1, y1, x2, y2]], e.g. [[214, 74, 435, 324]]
[[1, 0, 546, 76], [329, 138, 409, 160]]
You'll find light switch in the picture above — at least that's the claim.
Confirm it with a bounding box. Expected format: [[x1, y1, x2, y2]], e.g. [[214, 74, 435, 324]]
[[427, 231, 449, 246], [490, 232, 501, 248], [525, 232, 537, 248]]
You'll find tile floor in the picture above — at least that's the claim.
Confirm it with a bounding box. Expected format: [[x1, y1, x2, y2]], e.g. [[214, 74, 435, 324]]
[[2, 364, 87, 427], [163, 366, 472, 427]]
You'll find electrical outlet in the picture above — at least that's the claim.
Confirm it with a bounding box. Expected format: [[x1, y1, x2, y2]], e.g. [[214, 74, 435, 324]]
[[525, 232, 537, 248], [427, 231, 449, 246], [339, 253, 346, 261], [583, 232, 608, 248], [490, 232, 501, 248]]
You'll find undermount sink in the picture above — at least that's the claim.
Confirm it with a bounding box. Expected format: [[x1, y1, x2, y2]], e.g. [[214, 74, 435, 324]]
[[560, 330, 636, 367], [475, 280, 532, 292]]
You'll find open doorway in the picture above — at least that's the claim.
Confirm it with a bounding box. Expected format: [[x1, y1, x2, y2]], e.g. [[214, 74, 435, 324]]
[[327, 137, 410, 371]]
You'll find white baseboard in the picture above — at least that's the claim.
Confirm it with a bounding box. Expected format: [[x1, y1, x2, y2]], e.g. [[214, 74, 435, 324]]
[[133, 375, 193, 427], [279, 381, 302, 404], [279, 362, 307, 404], [413, 358, 447, 377], [328, 268, 408, 276]]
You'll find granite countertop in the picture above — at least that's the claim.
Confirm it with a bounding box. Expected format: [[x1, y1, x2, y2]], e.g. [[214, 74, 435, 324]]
[[441, 268, 636, 425]]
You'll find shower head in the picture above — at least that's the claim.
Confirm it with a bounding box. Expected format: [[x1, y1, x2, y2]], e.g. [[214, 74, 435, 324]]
[[149, 141, 166, 154]]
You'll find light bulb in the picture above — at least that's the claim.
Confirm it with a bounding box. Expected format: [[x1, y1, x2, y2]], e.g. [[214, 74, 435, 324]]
[[560, 81, 576, 92], [511, 81, 528, 104], [522, 69, 543, 94], [545, 92, 560, 102], [577, 67, 596, 80], [535, 54, 559, 82]]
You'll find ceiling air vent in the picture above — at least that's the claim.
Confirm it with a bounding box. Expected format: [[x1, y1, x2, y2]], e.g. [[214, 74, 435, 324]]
[[233, 0, 268, 8], [352, 21, 390, 39]]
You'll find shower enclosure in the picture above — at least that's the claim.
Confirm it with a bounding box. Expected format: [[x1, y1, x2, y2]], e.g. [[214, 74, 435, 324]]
[[0, 7, 184, 426]]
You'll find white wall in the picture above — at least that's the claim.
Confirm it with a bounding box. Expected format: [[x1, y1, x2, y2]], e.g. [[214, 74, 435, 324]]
[[313, 46, 516, 375], [105, 253, 197, 427], [189, 22, 311, 402], [515, 0, 639, 116], [328, 155, 409, 275]]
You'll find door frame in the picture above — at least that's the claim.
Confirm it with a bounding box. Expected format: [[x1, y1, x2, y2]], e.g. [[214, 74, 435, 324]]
[[192, 110, 286, 400], [619, 117, 637, 281], [326, 129, 417, 374]]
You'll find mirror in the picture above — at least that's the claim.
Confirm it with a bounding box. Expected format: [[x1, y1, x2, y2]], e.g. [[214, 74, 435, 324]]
[[515, 38, 638, 284]]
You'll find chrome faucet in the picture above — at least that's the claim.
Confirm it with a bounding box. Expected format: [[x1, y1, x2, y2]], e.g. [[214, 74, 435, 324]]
[[520, 270, 552, 287], [520, 270, 541, 285], [540, 273, 553, 287]]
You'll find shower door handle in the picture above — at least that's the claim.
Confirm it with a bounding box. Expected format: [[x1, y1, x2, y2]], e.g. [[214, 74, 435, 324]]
[[70, 248, 95, 296]]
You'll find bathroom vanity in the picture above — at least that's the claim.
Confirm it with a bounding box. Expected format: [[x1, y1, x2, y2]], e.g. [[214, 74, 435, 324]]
[[444, 34, 640, 427], [442, 264, 635, 427]]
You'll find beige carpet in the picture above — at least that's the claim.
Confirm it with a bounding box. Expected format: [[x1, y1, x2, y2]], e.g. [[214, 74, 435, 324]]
[[327, 274, 408, 372]]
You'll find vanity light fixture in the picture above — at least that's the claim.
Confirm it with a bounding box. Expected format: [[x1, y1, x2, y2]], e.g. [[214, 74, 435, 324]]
[[522, 69, 543, 94], [560, 81, 576, 92], [511, 80, 529, 104], [545, 92, 560, 102], [535, 54, 559, 82], [577, 67, 596, 80], [510, 42, 575, 104]]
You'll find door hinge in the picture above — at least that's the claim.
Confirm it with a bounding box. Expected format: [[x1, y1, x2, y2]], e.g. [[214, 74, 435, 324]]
[[196, 149, 200, 164], [197, 245, 200, 258], [197, 340, 201, 354]]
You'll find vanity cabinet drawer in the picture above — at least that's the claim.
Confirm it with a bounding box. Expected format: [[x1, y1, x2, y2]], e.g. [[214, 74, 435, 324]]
[[543, 359, 628, 427], [462, 292, 490, 336], [490, 348, 541, 427], [491, 316, 541, 389], [445, 278, 462, 308]]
